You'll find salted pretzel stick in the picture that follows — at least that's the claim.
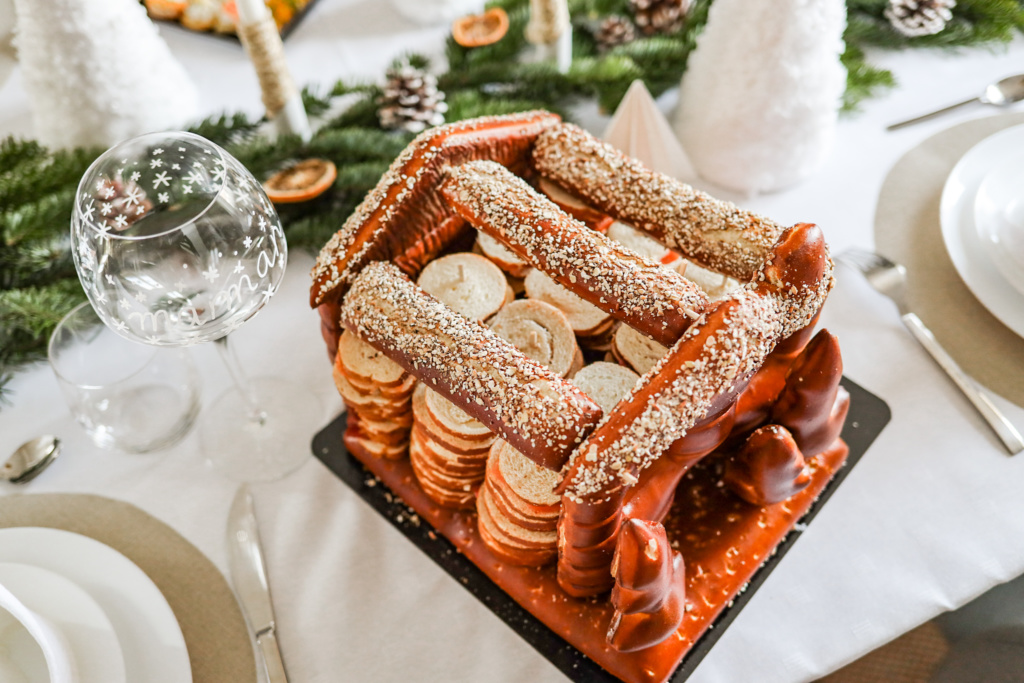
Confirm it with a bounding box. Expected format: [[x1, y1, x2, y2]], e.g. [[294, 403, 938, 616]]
[[556, 223, 833, 595], [441, 161, 710, 347], [531, 123, 786, 281], [340, 262, 603, 471]]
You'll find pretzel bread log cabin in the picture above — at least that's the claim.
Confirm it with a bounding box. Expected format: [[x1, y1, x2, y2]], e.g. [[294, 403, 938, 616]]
[[441, 161, 710, 347], [339, 261, 603, 471], [312, 111, 562, 358], [532, 123, 786, 281], [557, 223, 834, 595]]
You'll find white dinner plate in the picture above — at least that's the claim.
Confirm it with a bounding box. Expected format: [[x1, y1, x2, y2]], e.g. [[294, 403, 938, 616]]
[[0, 528, 192, 683], [0, 562, 126, 683], [940, 123, 1024, 338]]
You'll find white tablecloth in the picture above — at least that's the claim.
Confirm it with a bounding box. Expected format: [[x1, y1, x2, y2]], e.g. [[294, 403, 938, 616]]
[[3, 3, 1024, 681]]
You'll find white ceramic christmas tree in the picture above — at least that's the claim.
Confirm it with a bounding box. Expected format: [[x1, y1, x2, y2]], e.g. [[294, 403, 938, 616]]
[[603, 79, 694, 181], [673, 0, 846, 194], [13, 0, 200, 150]]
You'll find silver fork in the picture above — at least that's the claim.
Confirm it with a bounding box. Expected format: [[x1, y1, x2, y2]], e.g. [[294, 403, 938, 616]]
[[839, 248, 1024, 455]]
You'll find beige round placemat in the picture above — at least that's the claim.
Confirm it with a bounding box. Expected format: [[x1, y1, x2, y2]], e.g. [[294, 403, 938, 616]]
[[0, 493, 257, 683], [874, 113, 1024, 408]]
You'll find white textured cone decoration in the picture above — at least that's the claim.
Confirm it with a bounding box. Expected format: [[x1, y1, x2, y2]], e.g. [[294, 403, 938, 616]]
[[13, 0, 200, 150], [603, 79, 695, 182], [673, 0, 847, 194]]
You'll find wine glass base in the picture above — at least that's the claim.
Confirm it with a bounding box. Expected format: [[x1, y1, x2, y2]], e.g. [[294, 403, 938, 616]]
[[201, 376, 322, 482]]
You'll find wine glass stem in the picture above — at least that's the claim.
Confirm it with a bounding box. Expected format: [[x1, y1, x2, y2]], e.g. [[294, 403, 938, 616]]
[[214, 335, 267, 426]]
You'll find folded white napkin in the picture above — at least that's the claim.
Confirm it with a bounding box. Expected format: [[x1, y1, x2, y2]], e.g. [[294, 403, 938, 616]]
[[0, 581, 78, 683]]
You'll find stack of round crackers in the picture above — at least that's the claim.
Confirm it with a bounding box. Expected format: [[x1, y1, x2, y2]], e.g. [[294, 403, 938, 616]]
[[409, 385, 497, 510], [333, 330, 416, 460], [476, 439, 561, 566]]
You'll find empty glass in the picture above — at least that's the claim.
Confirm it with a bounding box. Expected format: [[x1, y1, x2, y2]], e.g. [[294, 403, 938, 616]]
[[70, 131, 319, 481], [48, 302, 201, 453]]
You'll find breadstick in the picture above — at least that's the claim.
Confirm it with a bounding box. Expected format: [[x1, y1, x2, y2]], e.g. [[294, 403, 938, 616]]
[[532, 123, 786, 281], [339, 261, 602, 470], [442, 160, 710, 346]]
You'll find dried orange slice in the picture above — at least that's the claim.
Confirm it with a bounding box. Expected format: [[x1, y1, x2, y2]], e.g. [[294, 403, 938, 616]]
[[452, 8, 509, 48], [145, 0, 187, 20], [263, 159, 337, 204]]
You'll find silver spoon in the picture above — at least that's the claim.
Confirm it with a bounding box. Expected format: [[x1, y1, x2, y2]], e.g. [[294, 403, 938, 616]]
[[2, 436, 61, 484], [888, 74, 1024, 131]]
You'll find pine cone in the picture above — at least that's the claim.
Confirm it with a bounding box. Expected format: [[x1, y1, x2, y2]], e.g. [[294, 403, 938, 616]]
[[884, 0, 956, 38], [595, 16, 637, 52], [377, 62, 448, 134], [629, 0, 691, 36]]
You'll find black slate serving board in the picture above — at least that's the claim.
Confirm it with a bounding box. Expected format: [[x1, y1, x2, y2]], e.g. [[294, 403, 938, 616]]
[[312, 376, 891, 682]]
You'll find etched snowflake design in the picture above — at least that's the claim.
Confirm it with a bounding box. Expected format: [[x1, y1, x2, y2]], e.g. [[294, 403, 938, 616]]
[[136, 206, 145, 216], [260, 284, 277, 303], [212, 165, 227, 183], [100, 203, 113, 216], [124, 186, 144, 207], [96, 179, 107, 192], [146, 335, 161, 344], [113, 320, 129, 333], [119, 298, 131, 310], [178, 147, 186, 152], [257, 215, 267, 232], [152, 172, 171, 189], [186, 169, 204, 186], [105, 273, 116, 285], [182, 184, 193, 195], [193, 161, 203, 168], [150, 159, 163, 169], [94, 291, 107, 304], [102, 186, 116, 199], [153, 148, 164, 155], [80, 204, 95, 221], [113, 215, 128, 229], [134, 291, 147, 303], [172, 163, 180, 170], [243, 235, 253, 249], [202, 267, 219, 282], [233, 261, 245, 274], [234, 189, 251, 206], [158, 192, 170, 203]]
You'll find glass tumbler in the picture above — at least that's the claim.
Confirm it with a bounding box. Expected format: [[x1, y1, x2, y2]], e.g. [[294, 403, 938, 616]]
[[48, 302, 201, 453]]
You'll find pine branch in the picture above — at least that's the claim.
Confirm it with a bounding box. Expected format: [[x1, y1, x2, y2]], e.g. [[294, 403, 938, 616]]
[[842, 43, 897, 111], [0, 279, 85, 370], [188, 112, 262, 147], [0, 147, 100, 213], [0, 138, 45, 173], [1, 187, 76, 248]]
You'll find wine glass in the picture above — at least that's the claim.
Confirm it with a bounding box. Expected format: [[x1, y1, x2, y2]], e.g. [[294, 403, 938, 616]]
[[71, 131, 319, 481]]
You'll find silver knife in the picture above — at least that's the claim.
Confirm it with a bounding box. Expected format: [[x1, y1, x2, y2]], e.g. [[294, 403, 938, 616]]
[[227, 485, 290, 683]]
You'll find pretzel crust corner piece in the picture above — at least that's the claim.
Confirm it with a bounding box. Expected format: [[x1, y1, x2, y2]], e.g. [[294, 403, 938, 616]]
[[310, 111, 562, 310], [560, 222, 833, 504]]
